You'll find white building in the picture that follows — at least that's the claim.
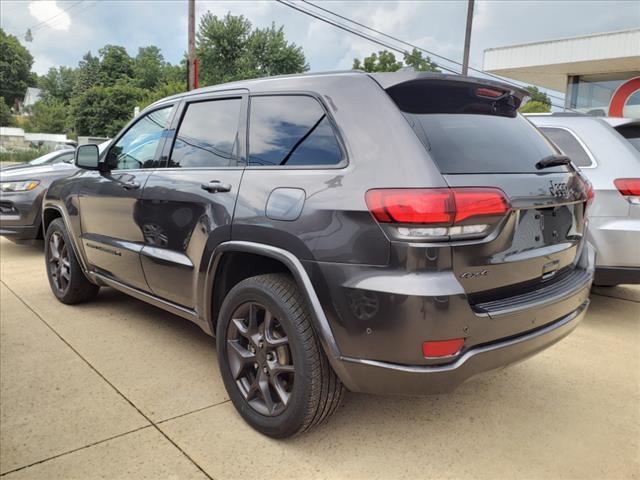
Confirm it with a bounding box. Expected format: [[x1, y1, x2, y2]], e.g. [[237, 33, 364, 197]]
[[483, 28, 640, 117]]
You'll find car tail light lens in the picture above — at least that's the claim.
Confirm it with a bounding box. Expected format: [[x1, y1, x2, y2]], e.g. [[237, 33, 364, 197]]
[[614, 178, 640, 204], [422, 338, 465, 358], [365, 187, 510, 240], [476, 87, 504, 98]]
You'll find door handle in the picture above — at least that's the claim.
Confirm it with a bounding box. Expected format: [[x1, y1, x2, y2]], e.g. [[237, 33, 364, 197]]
[[201, 180, 232, 193], [121, 181, 140, 190]]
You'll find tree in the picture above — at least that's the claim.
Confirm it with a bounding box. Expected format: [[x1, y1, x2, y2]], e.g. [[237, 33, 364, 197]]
[[519, 100, 551, 114], [0, 28, 35, 107], [134, 46, 166, 90], [353, 50, 402, 72], [29, 98, 69, 133], [353, 49, 439, 73], [0, 101, 12, 126], [196, 13, 308, 86], [75, 52, 102, 92], [98, 45, 134, 86], [403, 48, 440, 72], [39, 66, 77, 103], [524, 86, 551, 108], [72, 83, 144, 136]]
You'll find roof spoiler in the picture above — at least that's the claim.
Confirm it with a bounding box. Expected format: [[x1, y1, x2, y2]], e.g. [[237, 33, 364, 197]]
[[370, 72, 529, 117]]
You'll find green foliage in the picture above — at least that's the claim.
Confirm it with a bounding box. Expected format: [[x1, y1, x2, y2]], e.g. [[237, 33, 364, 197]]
[[134, 46, 166, 89], [524, 86, 551, 108], [140, 81, 186, 110], [28, 98, 69, 134], [353, 50, 402, 72], [0, 28, 35, 107], [519, 100, 551, 113], [353, 49, 440, 73], [72, 83, 145, 137], [75, 52, 102, 92], [197, 13, 308, 85], [38, 66, 77, 103], [0, 147, 50, 163], [403, 48, 440, 72], [0, 101, 12, 126], [98, 45, 134, 86]]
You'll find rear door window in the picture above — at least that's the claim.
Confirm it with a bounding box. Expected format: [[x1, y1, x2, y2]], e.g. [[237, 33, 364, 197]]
[[614, 124, 640, 153], [170, 98, 242, 168], [406, 113, 564, 174], [248, 95, 343, 167], [539, 127, 594, 167]]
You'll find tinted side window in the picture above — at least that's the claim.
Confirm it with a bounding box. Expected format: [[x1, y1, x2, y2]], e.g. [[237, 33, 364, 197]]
[[248, 95, 343, 167], [106, 106, 172, 170], [540, 127, 594, 167], [170, 98, 242, 168]]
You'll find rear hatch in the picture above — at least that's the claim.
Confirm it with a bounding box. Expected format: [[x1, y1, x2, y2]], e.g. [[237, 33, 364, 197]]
[[376, 74, 592, 308]]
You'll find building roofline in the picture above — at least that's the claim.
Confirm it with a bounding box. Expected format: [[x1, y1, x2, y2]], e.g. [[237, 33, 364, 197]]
[[484, 27, 640, 53]]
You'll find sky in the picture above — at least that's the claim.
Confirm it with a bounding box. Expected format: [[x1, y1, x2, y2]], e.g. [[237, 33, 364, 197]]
[[1, 0, 639, 97]]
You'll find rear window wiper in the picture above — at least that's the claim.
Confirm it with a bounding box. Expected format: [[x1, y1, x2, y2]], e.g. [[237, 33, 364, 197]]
[[536, 154, 572, 170]]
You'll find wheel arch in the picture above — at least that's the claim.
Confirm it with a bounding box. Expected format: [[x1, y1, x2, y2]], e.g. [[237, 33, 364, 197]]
[[205, 241, 341, 362]]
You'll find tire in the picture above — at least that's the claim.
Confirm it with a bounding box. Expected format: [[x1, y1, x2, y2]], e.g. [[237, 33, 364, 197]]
[[216, 273, 344, 438], [45, 218, 99, 304]]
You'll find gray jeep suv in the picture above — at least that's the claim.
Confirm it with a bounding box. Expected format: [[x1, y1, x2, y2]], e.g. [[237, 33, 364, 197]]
[[42, 71, 595, 437]]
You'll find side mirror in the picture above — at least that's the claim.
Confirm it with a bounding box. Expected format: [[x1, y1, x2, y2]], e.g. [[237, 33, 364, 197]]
[[75, 144, 100, 170]]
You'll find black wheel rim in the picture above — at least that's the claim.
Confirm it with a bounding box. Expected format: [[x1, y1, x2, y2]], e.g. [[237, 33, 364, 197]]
[[226, 302, 294, 416], [48, 231, 70, 294]]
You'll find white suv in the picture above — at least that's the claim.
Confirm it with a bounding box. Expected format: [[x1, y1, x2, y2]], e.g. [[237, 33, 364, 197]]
[[528, 114, 640, 286]]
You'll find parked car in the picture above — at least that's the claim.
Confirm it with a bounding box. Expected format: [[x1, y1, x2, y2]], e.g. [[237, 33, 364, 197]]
[[1, 149, 75, 172], [42, 71, 594, 437], [528, 114, 640, 286], [0, 142, 110, 242]]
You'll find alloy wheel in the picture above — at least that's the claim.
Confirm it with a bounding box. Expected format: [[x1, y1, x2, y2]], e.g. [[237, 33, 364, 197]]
[[226, 302, 295, 416], [48, 231, 71, 294]]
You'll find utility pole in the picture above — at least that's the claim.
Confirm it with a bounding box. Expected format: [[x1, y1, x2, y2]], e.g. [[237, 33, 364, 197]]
[[188, 0, 197, 90], [462, 0, 474, 76]]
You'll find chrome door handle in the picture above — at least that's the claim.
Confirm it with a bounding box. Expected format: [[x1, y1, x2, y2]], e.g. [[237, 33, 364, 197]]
[[201, 181, 232, 193], [121, 181, 140, 190]]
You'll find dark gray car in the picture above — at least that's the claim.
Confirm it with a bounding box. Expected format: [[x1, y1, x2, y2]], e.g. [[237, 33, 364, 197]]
[[1, 149, 76, 242], [41, 71, 595, 437]]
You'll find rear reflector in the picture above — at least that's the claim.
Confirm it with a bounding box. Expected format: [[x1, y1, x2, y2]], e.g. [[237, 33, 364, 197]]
[[614, 178, 640, 204], [365, 188, 510, 226], [422, 338, 465, 358]]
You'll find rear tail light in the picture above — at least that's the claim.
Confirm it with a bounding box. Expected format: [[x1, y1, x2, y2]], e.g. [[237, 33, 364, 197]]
[[422, 338, 465, 358], [476, 87, 504, 99], [365, 187, 510, 240], [614, 178, 640, 204]]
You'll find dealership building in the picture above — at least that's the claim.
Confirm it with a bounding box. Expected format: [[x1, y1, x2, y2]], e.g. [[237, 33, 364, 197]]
[[483, 28, 640, 117]]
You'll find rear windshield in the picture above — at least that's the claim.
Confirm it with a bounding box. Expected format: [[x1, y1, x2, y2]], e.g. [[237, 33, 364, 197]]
[[405, 113, 565, 174], [615, 125, 640, 153]]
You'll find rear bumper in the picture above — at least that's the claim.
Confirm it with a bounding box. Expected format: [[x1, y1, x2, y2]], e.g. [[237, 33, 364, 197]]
[[307, 242, 595, 394], [594, 266, 640, 286], [588, 215, 640, 269], [335, 299, 588, 395]]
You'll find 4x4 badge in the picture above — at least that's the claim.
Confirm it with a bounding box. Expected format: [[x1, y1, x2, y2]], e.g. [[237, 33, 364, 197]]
[[460, 270, 488, 279]]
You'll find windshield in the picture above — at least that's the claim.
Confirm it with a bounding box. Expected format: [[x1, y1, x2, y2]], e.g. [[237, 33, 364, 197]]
[[406, 113, 567, 174], [28, 150, 72, 165]]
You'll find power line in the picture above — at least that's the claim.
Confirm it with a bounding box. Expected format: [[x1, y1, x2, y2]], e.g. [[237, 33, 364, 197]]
[[29, 1, 84, 33], [34, 1, 97, 33], [275, 0, 461, 75], [300, 0, 571, 109]]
